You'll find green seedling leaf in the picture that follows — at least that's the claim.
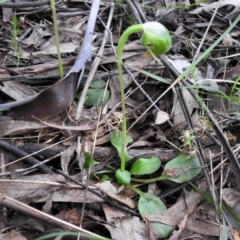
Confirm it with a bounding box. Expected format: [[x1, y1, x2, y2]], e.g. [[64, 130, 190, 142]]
[[110, 132, 132, 162], [90, 79, 106, 89], [101, 174, 111, 181], [161, 154, 201, 183], [115, 169, 131, 185], [188, 182, 213, 203], [84, 153, 99, 168], [85, 89, 110, 106], [222, 200, 240, 232], [139, 70, 171, 84], [130, 157, 161, 175], [138, 193, 173, 238]]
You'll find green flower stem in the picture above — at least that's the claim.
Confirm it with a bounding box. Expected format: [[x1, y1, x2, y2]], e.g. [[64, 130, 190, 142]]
[[117, 24, 143, 171], [50, 0, 63, 79], [127, 184, 144, 196], [131, 175, 167, 183]]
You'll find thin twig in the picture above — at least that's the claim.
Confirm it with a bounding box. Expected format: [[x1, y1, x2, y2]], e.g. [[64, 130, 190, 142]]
[[0, 192, 108, 240], [0, 0, 52, 8], [123, 0, 142, 24], [75, 2, 113, 119], [0, 140, 53, 174]]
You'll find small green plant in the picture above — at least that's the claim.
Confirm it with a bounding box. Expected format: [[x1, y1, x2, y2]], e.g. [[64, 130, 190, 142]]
[[11, 15, 22, 67], [114, 21, 172, 185], [49, 0, 63, 78], [106, 14, 240, 238], [76, 79, 110, 107], [108, 22, 203, 238], [180, 129, 197, 154]]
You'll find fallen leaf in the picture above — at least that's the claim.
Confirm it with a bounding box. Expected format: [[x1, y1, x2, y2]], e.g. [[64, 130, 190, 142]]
[[102, 203, 126, 223], [0, 175, 104, 203], [9, 73, 78, 121], [169, 211, 189, 240], [146, 214, 230, 237], [0, 81, 36, 100], [38, 118, 95, 131], [154, 110, 170, 125], [96, 181, 136, 209], [104, 216, 149, 240], [0, 230, 27, 240], [189, 0, 240, 14], [0, 120, 46, 137]]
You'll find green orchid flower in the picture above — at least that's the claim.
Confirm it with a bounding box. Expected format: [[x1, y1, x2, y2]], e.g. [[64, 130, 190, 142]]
[[141, 22, 172, 56]]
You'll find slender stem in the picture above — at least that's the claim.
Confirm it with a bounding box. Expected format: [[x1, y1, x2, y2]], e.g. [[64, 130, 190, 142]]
[[50, 0, 63, 79], [131, 175, 168, 183], [117, 24, 143, 171], [127, 184, 144, 196]]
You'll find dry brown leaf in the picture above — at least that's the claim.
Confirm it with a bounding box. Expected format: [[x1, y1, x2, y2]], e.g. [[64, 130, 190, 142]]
[[0, 120, 47, 138], [2, 7, 12, 22], [60, 142, 77, 173], [189, 0, 240, 14], [154, 110, 170, 125], [0, 230, 27, 240], [168, 183, 207, 217], [146, 214, 227, 237], [55, 208, 81, 225], [96, 181, 136, 209], [104, 216, 149, 240], [0, 175, 104, 203], [38, 118, 95, 131], [0, 81, 36, 100], [166, 55, 200, 125], [234, 230, 240, 240], [102, 203, 126, 223], [169, 211, 189, 240]]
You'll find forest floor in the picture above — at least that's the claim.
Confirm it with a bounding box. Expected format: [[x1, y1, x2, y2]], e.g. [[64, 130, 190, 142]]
[[0, 0, 240, 239]]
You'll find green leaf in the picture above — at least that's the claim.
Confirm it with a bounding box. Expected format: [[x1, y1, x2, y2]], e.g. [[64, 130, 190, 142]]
[[188, 182, 213, 203], [101, 174, 111, 181], [222, 200, 240, 232], [115, 169, 131, 185], [138, 193, 173, 238], [84, 153, 99, 168], [0, 0, 8, 3], [139, 70, 171, 84], [130, 157, 161, 175], [90, 79, 106, 89], [162, 154, 201, 183], [85, 89, 110, 106], [110, 132, 132, 162]]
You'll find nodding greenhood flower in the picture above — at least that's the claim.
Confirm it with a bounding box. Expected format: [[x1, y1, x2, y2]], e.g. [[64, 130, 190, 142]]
[[141, 22, 172, 56]]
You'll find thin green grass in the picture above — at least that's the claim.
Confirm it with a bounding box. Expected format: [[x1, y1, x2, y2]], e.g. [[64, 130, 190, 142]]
[[49, 0, 64, 79]]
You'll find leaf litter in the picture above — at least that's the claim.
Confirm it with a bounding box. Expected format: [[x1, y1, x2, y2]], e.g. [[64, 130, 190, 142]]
[[0, 0, 240, 239]]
